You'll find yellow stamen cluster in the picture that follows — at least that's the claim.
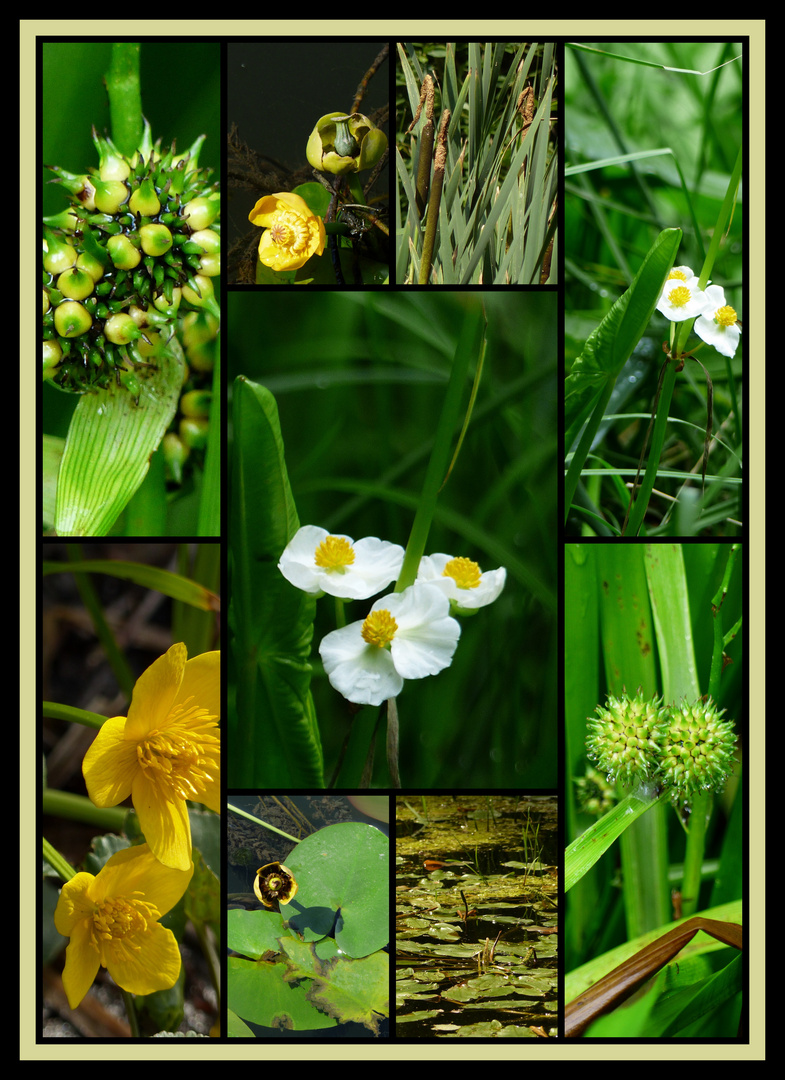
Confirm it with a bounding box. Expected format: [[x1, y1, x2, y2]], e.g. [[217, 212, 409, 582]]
[[667, 285, 691, 309], [361, 609, 398, 648], [136, 702, 219, 801], [443, 556, 482, 590], [91, 895, 159, 951], [314, 535, 356, 570], [270, 210, 310, 253], [715, 305, 738, 327]]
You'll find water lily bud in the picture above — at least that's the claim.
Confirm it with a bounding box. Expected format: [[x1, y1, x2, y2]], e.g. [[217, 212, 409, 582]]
[[54, 300, 92, 338], [306, 111, 388, 175], [107, 233, 143, 270], [586, 689, 666, 789], [139, 223, 174, 257], [57, 266, 95, 301]]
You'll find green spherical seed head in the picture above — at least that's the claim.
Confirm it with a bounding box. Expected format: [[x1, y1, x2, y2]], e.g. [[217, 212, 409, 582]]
[[139, 223, 174, 257], [104, 312, 142, 346], [659, 697, 737, 802], [107, 233, 143, 270], [586, 689, 667, 788], [54, 300, 92, 339], [56, 266, 95, 301], [93, 179, 129, 215]]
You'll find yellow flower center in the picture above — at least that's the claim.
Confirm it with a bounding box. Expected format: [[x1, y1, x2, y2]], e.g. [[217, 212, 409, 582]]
[[90, 894, 160, 957], [715, 304, 738, 328], [136, 700, 219, 801], [361, 609, 398, 648], [666, 285, 691, 309], [667, 269, 689, 283], [269, 210, 310, 253], [314, 535, 355, 570], [443, 556, 482, 589]]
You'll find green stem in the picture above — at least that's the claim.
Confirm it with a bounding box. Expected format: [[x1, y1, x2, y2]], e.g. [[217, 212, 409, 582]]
[[42, 701, 107, 729], [43, 836, 77, 882], [681, 791, 712, 917], [624, 359, 678, 536], [227, 803, 300, 844], [394, 302, 486, 591], [418, 110, 450, 285], [564, 380, 615, 526], [121, 989, 141, 1037], [43, 788, 129, 830], [106, 43, 144, 158]]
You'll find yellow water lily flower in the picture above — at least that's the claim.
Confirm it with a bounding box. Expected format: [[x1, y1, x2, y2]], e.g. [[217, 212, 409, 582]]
[[82, 643, 220, 871], [248, 191, 326, 272], [54, 843, 193, 1010]]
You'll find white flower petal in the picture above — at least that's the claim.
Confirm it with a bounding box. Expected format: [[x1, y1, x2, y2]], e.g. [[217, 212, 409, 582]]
[[417, 553, 507, 610], [278, 525, 404, 600]]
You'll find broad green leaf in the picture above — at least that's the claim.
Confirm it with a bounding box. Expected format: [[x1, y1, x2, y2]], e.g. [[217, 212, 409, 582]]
[[54, 339, 186, 536], [229, 377, 323, 787], [564, 227, 682, 457], [42, 558, 219, 610]]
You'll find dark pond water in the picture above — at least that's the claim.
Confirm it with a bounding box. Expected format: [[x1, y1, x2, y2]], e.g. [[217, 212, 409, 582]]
[[395, 794, 559, 1039]]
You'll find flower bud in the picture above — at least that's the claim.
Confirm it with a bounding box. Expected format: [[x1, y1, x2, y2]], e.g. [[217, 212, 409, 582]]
[[306, 112, 387, 175]]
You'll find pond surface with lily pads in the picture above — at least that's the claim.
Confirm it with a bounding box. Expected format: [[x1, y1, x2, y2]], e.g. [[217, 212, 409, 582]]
[[395, 794, 558, 1039]]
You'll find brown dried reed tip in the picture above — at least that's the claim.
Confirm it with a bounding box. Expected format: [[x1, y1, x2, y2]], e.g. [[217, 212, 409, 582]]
[[517, 85, 535, 135], [407, 74, 435, 133], [433, 109, 451, 172]]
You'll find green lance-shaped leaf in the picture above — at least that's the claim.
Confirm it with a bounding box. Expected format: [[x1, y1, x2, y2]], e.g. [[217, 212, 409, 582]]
[[229, 377, 323, 788], [55, 339, 186, 536], [564, 228, 682, 520]]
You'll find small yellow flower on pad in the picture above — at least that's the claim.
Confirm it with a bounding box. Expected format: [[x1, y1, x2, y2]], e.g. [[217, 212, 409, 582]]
[[54, 843, 194, 1010], [82, 643, 220, 871], [248, 191, 325, 272]]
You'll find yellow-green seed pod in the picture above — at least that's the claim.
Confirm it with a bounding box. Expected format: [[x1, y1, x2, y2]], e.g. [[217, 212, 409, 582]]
[[185, 340, 215, 373], [57, 266, 95, 301], [43, 339, 62, 378], [189, 228, 221, 254], [129, 177, 161, 217], [181, 194, 220, 231], [107, 234, 142, 270], [198, 253, 220, 277], [180, 311, 219, 348], [93, 179, 129, 214], [180, 388, 212, 418], [54, 300, 92, 339], [43, 236, 78, 276], [181, 274, 215, 308], [139, 223, 173, 257], [43, 289, 50, 316], [179, 416, 209, 450], [104, 312, 142, 345], [163, 431, 190, 484], [76, 250, 106, 283], [153, 288, 182, 318]]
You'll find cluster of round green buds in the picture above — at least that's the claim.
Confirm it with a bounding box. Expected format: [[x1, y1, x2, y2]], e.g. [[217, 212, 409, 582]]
[[586, 689, 666, 789], [42, 121, 220, 395], [586, 689, 737, 805], [658, 697, 738, 803], [574, 766, 617, 818]]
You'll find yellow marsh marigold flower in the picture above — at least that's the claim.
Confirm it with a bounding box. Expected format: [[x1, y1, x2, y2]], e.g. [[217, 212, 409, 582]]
[[54, 843, 193, 1010], [248, 191, 326, 272], [82, 643, 220, 871]]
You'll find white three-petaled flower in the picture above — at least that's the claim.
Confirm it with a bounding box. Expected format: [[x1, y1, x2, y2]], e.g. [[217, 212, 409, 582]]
[[319, 583, 461, 706], [278, 524, 404, 600]]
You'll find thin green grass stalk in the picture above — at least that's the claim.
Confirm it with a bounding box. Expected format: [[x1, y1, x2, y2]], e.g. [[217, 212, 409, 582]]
[[105, 43, 143, 158]]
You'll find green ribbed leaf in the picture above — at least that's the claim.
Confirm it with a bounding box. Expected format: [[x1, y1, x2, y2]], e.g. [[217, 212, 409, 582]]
[[229, 377, 323, 787], [54, 339, 185, 536]]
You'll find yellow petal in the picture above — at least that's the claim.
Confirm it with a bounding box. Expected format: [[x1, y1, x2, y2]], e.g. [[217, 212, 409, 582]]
[[98, 843, 194, 914], [125, 642, 187, 741], [53, 871, 97, 937], [61, 917, 102, 1010], [178, 650, 220, 721], [104, 921, 182, 997], [82, 716, 138, 808], [131, 772, 193, 871]]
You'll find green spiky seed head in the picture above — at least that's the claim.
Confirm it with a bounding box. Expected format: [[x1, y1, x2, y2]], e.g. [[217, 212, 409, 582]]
[[659, 697, 737, 802], [43, 121, 219, 396], [574, 766, 617, 817], [586, 689, 666, 788]]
